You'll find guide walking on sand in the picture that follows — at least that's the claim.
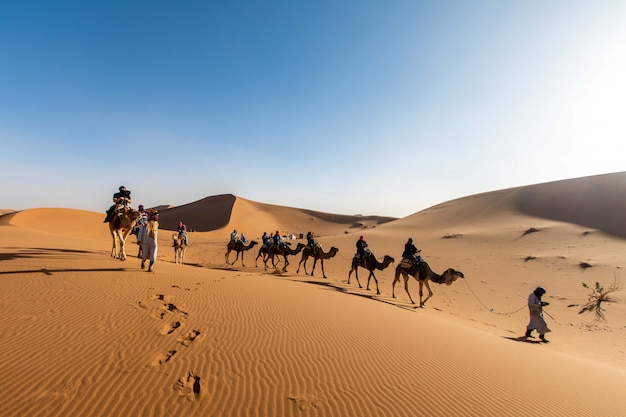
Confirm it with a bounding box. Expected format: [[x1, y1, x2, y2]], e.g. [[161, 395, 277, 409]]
[[525, 286, 550, 343]]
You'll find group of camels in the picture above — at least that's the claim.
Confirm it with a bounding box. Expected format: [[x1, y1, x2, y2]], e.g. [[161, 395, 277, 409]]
[[108, 206, 188, 265], [108, 210, 463, 306], [224, 239, 464, 307]]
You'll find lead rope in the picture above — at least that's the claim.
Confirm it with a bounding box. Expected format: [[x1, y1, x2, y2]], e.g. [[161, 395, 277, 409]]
[[463, 277, 527, 315]]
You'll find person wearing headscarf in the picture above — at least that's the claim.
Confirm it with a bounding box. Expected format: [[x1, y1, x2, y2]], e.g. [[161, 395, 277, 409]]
[[139, 209, 159, 272], [356, 235, 368, 260], [525, 286, 550, 342], [177, 221, 188, 245]]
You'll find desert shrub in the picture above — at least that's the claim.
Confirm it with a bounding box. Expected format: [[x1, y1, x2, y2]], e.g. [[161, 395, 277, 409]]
[[579, 278, 621, 323], [522, 227, 540, 236]]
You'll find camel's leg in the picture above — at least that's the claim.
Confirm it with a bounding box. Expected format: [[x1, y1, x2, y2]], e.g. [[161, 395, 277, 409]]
[[320, 259, 327, 279], [296, 254, 307, 274], [111, 230, 117, 258], [225, 249, 231, 265], [367, 271, 380, 294], [255, 251, 263, 267], [420, 281, 434, 307], [392, 270, 401, 298], [310, 258, 318, 276], [283, 256, 289, 272], [348, 265, 362, 288], [403, 274, 416, 304]]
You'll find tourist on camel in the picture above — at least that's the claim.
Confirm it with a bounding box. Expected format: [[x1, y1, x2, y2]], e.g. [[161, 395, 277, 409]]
[[104, 186, 132, 223], [401, 238, 423, 266], [306, 231, 318, 251], [177, 221, 189, 245], [261, 232, 271, 248], [356, 235, 369, 263]]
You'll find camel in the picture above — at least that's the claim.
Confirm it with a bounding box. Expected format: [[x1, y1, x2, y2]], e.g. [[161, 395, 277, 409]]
[[264, 242, 305, 272], [296, 245, 339, 278], [254, 244, 271, 267], [392, 261, 465, 307], [172, 233, 187, 265], [109, 206, 141, 261], [225, 240, 258, 266], [348, 253, 395, 294]]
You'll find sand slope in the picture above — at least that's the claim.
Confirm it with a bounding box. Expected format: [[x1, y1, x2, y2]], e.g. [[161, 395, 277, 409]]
[[1, 172, 626, 416]]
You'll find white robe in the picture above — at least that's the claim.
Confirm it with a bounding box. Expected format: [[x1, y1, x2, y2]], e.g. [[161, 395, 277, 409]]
[[527, 293, 550, 334], [139, 221, 158, 266]]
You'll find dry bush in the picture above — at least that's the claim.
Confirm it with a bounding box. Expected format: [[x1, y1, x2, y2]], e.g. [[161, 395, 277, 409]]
[[579, 278, 621, 323], [522, 227, 540, 236]]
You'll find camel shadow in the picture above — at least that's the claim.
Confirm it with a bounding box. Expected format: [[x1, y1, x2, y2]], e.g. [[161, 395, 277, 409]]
[[0, 247, 102, 262], [0, 267, 130, 276]]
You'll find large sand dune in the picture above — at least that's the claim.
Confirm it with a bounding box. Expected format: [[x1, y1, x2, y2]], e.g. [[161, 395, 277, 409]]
[[1, 172, 626, 416]]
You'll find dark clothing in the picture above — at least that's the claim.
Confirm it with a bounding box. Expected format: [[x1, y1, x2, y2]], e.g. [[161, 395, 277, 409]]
[[114, 190, 131, 202], [356, 239, 368, 258], [402, 243, 418, 259], [307, 233, 316, 248]]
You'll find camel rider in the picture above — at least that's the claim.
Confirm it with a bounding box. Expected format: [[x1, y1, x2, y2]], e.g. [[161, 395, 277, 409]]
[[230, 229, 239, 243], [306, 231, 318, 251], [104, 185, 132, 223], [402, 238, 423, 265], [273, 230, 281, 248], [261, 232, 271, 248], [177, 221, 189, 245], [356, 236, 368, 262]]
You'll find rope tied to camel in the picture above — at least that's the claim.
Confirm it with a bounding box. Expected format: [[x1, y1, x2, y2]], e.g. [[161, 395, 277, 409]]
[[463, 277, 528, 315]]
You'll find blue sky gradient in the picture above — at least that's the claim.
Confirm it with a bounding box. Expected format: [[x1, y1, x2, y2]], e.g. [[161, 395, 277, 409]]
[[2, 0, 626, 217]]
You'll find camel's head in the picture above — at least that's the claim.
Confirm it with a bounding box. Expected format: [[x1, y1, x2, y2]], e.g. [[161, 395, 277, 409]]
[[383, 255, 395, 264], [443, 268, 465, 285]]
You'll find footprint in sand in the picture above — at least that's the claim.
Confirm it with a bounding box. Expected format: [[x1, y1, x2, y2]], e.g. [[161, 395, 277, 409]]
[[152, 349, 177, 366], [175, 371, 202, 400], [161, 321, 181, 335], [178, 330, 201, 346]]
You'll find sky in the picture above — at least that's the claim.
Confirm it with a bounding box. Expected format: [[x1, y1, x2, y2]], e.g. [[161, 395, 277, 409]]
[[1, 0, 626, 218]]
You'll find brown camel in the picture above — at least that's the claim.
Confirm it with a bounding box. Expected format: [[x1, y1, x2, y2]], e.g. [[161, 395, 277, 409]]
[[296, 245, 339, 278], [348, 254, 395, 294], [264, 242, 305, 272], [172, 233, 187, 265], [254, 244, 271, 267], [392, 261, 465, 307], [109, 206, 141, 261], [225, 240, 258, 266]]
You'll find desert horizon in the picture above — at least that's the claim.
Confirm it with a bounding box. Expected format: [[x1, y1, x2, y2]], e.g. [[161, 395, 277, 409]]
[[2, 172, 626, 416]]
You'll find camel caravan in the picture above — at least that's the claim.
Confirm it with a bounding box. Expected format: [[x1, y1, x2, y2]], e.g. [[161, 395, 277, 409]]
[[103, 186, 464, 304], [224, 230, 465, 307]]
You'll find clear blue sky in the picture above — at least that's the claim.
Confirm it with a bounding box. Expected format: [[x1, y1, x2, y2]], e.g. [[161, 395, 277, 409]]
[[2, 0, 625, 217]]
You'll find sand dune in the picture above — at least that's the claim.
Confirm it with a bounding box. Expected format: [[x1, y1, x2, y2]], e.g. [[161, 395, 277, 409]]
[[1, 172, 626, 416]]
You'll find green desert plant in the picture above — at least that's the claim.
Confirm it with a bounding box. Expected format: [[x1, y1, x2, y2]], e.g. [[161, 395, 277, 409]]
[[579, 278, 621, 323]]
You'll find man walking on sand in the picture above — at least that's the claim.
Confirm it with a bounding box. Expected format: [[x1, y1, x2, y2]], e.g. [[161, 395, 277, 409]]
[[139, 209, 159, 272], [525, 286, 550, 342]]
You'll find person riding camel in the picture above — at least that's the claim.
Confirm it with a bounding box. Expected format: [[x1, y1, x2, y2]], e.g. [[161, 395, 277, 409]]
[[177, 221, 189, 245], [273, 230, 281, 249], [306, 231, 318, 252], [356, 236, 369, 265], [261, 232, 271, 248], [401, 238, 423, 265], [104, 186, 132, 223], [230, 229, 239, 243]]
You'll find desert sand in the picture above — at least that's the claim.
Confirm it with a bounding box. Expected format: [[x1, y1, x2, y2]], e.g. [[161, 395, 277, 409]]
[[1, 172, 626, 416]]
